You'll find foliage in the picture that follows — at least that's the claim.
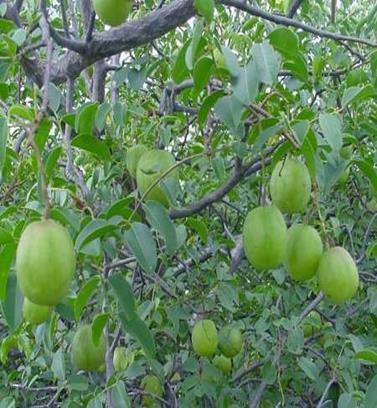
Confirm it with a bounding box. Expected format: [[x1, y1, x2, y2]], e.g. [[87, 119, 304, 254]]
[[0, 0, 376, 407]]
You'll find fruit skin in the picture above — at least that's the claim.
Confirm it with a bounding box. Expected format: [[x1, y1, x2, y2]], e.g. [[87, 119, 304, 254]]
[[243, 205, 287, 270], [218, 326, 243, 358], [136, 150, 178, 207], [93, 0, 132, 27], [16, 220, 75, 306], [113, 346, 128, 372], [285, 224, 323, 281], [213, 355, 232, 374], [141, 375, 163, 407], [339, 146, 353, 160], [338, 167, 350, 185], [270, 158, 311, 214], [126, 144, 148, 178], [71, 325, 106, 372], [23, 298, 52, 325], [192, 320, 218, 358], [317, 247, 359, 304]]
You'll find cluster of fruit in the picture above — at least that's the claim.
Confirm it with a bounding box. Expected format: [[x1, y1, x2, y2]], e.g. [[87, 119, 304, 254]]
[[242, 157, 359, 304], [192, 320, 243, 374], [126, 145, 178, 207]]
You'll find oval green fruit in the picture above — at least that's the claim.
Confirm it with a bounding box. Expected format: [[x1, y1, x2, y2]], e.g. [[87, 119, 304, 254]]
[[218, 326, 243, 358], [192, 319, 218, 358], [317, 247, 359, 304], [302, 311, 322, 337], [113, 346, 128, 372], [136, 150, 178, 207], [339, 145, 353, 160], [23, 298, 52, 325], [16, 220, 75, 306], [243, 205, 287, 270], [126, 144, 148, 178], [285, 224, 323, 281], [270, 158, 311, 213], [71, 324, 106, 372], [338, 167, 350, 185], [141, 375, 163, 407], [93, 0, 132, 27], [213, 355, 232, 374]]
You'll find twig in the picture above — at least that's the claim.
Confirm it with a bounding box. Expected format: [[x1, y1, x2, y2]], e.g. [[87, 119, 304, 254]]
[[316, 376, 336, 408]]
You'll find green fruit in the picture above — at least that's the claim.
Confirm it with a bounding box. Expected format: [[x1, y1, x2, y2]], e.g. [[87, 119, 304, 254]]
[[218, 326, 243, 358], [192, 320, 218, 358], [317, 247, 359, 304], [270, 158, 311, 214], [302, 311, 322, 337], [339, 145, 353, 160], [141, 375, 163, 407], [71, 325, 106, 372], [16, 220, 75, 306], [136, 150, 178, 207], [243, 205, 287, 270], [285, 224, 323, 281], [23, 298, 52, 325], [213, 48, 227, 70], [93, 0, 132, 27], [213, 355, 232, 374], [346, 69, 368, 87], [126, 144, 148, 178], [113, 346, 128, 372]]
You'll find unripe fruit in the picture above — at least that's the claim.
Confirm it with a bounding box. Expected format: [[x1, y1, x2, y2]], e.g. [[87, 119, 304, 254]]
[[213, 48, 226, 70], [339, 146, 353, 160], [16, 220, 75, 306], [338, 167, 350, 185], [23, 298, 52, 325], [141, 375, 163, 407], [126, 144, 148, 178], [113, 346, 128, 372], [243, 205, 287, 270], [213, 355, 232, 374], [192, 320, 218, 358], [218, 326, 243, 358], [136, 150, 178, 207], [71, 325, 106, 372], [317, 247, 359, 304], [270, 158, 311, 213], [285, 224, 323, 281], [93, 0, 132, 27]]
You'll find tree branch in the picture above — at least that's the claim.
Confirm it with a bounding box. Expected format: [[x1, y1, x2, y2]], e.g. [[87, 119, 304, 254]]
[[287, 0, 304, 18]]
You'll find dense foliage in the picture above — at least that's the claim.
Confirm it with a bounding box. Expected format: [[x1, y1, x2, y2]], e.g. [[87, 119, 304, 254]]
[[0, 0, 376, 407]]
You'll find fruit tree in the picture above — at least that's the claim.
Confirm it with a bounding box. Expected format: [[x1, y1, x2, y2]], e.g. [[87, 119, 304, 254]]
[[0, 0, 376, 406]]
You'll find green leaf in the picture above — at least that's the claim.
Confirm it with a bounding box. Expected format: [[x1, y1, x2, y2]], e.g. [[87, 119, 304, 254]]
[[186, 218, 208, 244], [119, 312, 156, 359], [95, 102, 111, 132], [297, 357, 319, 381], [124, 223, 157, 274], [194, 0, 215, 23], [48, 83, 61, 112], [92, 313, 109, 346], [354, 348, 377, 364], [214, 95, 245, 137], [365, 375, 377, 408], [75, 219, 119, 251], [319, 113, 343, 151], [198, 90, 224, 128], [186, 19, 204, 70], [0, 227, 13, 245], [143, 201, 178, 256], [268, 27, 299, 57], [109, 274, 136, 320], [341, 84, 375, 107], [0, 273, 23, 332], [251, 41, 280, 85], [45, 146, 63, 180], [0, 116, 7, 176], [233, 59, 259, 104], [75, 102, 99, 134], [111, 381, 131, 408], [71, 134, 111, 161], [221, 46, 240, 77], [0, 243, 16, 300], [67, 374, 89, 392], [8, 104, 33, 122], [172, 40, 190, 83], [74, 276, 101, 320], [193, 57, 213, 97], [354, 159, 377, 191], [52, 349, 66, 381]]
